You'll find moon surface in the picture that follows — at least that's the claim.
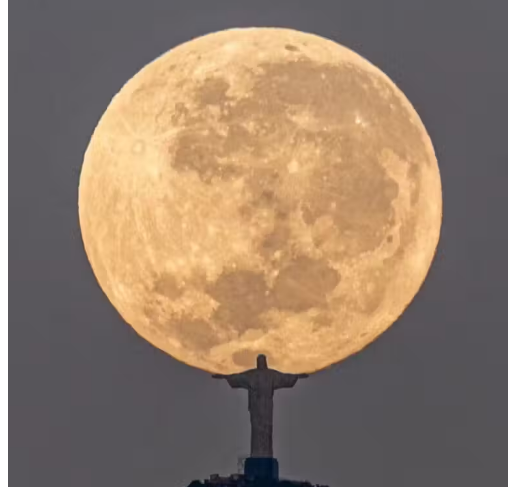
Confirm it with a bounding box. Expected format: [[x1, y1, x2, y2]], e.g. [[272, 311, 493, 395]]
[[79, 28, 442, 374]]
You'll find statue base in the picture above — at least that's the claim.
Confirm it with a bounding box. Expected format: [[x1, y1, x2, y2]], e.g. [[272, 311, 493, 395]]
[[244, 457, 279, 481]]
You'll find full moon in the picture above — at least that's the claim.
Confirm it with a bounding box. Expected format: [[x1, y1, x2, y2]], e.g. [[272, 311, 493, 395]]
[[79, 28, 442, 374]]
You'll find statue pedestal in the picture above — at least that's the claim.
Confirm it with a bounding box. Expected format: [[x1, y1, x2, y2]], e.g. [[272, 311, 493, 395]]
[[244, 457, 279, 481]]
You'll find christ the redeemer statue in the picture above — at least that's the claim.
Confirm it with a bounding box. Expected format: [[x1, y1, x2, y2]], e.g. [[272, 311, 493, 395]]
[[212, 354, 308, 458]]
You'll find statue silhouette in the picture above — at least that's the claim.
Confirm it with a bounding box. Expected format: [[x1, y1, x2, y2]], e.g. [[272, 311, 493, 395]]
[[212, 354, 308, 458]]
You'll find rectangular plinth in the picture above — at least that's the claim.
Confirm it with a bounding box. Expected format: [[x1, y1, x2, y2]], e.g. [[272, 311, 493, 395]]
[[244, 457, 279, 481]]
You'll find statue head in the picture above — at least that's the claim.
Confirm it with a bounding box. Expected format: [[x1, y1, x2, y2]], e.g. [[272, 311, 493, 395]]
[[256, 354, 268, 369]]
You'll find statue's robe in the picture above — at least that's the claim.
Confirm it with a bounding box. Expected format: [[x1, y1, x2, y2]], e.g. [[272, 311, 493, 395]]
[[224, 368, 300, 458]]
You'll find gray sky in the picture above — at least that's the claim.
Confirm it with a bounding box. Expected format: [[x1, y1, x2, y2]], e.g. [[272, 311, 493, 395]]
[[10, 1, 508, 486]]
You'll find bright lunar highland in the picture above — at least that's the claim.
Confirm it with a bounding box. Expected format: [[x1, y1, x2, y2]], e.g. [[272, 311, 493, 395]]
[[79, 28, 442, 374]]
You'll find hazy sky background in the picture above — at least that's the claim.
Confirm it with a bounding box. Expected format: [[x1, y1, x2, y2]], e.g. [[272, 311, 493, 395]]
[[10, 1, 508, 486]]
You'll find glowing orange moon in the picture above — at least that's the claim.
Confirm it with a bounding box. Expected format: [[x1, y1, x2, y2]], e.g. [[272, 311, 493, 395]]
[[79, 28, 442, 374]]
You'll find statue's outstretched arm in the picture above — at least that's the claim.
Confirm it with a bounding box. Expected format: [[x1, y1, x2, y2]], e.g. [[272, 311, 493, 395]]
[[211, 372, 250, 389], [273, 371, 309, 389]]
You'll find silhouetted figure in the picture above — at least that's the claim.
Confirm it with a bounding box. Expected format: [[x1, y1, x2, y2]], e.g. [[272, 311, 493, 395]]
[[212, 354, 308, 458]]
